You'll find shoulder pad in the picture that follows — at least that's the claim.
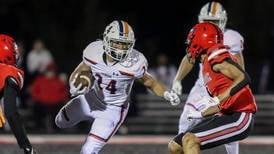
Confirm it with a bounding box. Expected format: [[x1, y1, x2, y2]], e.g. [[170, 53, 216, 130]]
[[82, 40, 103, 65], [224, 29, 244, 54]]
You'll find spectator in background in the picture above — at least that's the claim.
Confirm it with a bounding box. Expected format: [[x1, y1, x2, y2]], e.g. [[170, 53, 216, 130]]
[[27, 39, 53, 75], [149, 53, 177, 88], [30, 63, 68, 133], [258, 60, 270, 93]]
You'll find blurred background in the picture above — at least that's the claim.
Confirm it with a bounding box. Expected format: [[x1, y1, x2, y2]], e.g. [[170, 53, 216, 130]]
[[0, 0, 274, 153]]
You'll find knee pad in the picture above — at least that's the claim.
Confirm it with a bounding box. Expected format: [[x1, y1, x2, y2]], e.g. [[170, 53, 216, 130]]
[[81, 136, 106, 154]]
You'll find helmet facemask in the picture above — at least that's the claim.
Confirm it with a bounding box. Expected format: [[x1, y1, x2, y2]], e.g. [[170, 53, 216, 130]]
[[103, 20, 135, 62], [103, 36, 135, 62]]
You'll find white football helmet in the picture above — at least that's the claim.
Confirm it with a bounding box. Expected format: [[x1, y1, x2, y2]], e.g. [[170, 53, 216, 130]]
[[198, 1, 227, 31], [103, 20, 135, 62]]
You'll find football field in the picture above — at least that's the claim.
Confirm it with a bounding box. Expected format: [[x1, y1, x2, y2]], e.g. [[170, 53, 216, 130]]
[[0, 135, 273, 154]]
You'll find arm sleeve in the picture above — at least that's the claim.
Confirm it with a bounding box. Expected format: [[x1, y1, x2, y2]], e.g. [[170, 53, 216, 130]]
[[135, 56, 148, 79], [3, 77, 31, 149]]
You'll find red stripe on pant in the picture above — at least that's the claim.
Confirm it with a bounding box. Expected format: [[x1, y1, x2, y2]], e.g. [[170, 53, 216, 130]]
[[199, 113, 250, 142], [89, 106, 126, 142]]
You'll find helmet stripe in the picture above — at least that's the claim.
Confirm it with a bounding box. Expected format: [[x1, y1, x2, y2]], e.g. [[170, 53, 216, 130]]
[[207, 2, 212, 15], [118, 20, 124, 36], [123, 21, 129, 37], [212, 1, 217, 16]]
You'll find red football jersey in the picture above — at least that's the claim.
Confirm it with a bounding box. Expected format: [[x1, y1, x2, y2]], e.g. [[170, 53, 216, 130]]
[[0, 63, 24, 92], [202, 44, 257, 114]]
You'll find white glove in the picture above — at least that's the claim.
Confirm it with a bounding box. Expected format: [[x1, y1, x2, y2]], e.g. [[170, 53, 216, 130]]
[[164, 90, 181, 106], [172, 80, 182, 95], [201, 96, 220, 112], [187, 110, 203, 120], [69, 73, 88, 97]]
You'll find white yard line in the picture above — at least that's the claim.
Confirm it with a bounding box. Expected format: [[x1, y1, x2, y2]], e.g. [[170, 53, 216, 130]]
[[0, 135, 273, 145]]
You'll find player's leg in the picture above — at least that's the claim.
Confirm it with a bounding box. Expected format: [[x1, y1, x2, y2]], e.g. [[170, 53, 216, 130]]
[[81, 104, 129, 154], [169, 131, 200, 154], [170, 112, 254, 154], [183, 133, 200, 154], [178, 104, 202, 134], [55, 95, 91, 128], [193, 113, 253, 151], [225, 141, 239, 154]]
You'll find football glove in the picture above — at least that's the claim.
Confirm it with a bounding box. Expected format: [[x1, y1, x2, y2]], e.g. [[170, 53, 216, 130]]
[[164, 90, 181, 106], [172, 80, 182, 95], [69, 73, 88, 97]]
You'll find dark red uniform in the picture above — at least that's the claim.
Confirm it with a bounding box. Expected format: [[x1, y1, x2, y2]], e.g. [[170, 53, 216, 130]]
[[0, 63, 24, 92], [202, 44, 257, 114]]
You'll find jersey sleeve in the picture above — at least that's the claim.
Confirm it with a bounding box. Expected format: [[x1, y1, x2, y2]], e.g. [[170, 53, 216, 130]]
[[134, 53, 148, 79], [82, 41, 101, 66], [208, 48, 231, 66], [224, 29, 244, 55]]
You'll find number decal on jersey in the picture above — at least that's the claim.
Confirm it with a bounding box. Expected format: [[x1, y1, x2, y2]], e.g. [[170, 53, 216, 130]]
[[106, 80, 117, 94], [95, 74, 103, 89], [95, 73, 117, 94]]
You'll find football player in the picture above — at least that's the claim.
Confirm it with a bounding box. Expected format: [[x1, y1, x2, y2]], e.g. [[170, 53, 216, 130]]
[[55, 20, 181, 154], [172, 2, 244, 154], [168, 22, 256, 154], [0, 35, 35, 154]]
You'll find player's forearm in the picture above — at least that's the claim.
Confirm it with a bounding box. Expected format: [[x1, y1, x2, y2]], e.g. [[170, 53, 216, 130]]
[[174, 56, 194, 81], [217, 71, 250, 104], [214, 59, 250, 103], [139, 73, 167, 97], [234, 53, 245, 70], [202, 105, 220, 117], [149, 81, 167, 97]]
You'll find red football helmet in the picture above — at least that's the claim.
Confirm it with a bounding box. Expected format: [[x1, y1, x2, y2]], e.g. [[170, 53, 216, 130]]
[[185, 22, 223, 63], [0, 34, 19, 66]]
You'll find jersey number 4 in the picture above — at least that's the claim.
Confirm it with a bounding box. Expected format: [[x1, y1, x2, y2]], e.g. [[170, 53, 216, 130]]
[[95, 74, 117, 94]]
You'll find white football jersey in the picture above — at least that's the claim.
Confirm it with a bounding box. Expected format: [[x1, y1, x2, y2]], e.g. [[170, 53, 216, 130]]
[[82, 40, 148, 106], [195, 29, 244, 94]]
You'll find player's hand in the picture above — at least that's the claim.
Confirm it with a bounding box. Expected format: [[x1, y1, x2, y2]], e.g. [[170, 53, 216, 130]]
[[0, 107, 6, 128], [187, 110, 202, 120], [164, 90, 181, 106], [69, 73, 88, 97], [172, 80, 182, 95]]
